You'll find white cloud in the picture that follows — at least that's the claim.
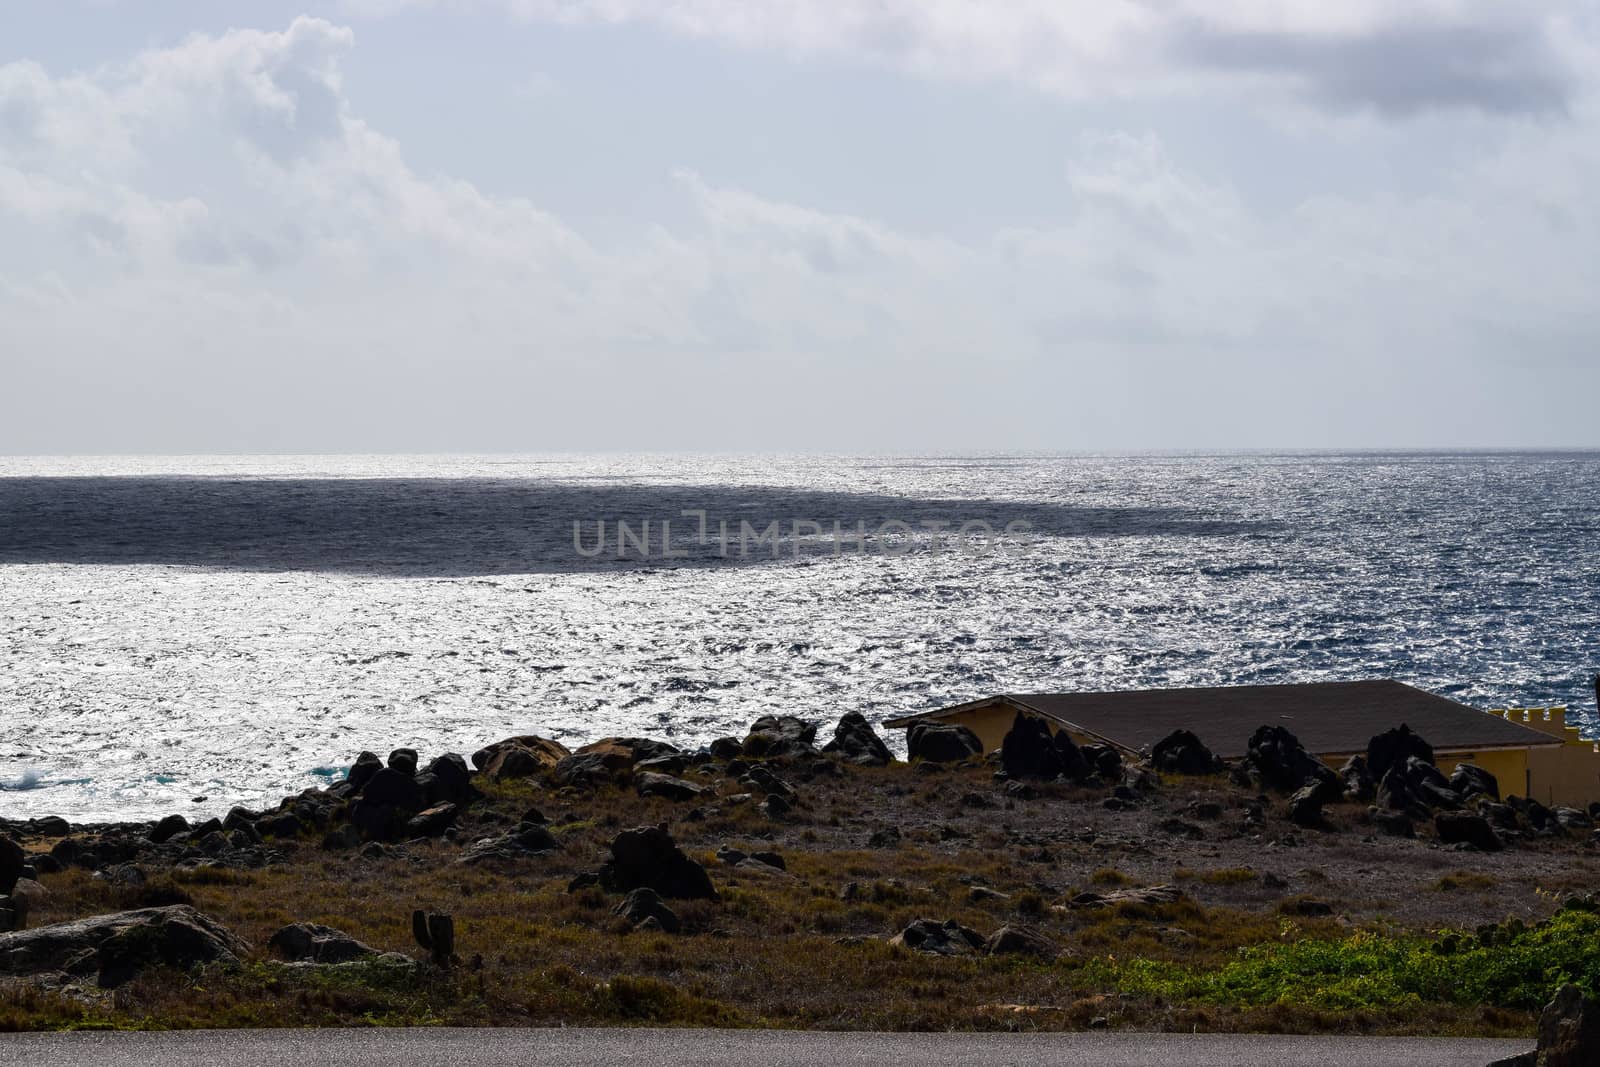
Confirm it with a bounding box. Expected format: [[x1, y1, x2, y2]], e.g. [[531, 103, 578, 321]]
[[1, 15, 1598, 449], [342, 0, 1593, 116]]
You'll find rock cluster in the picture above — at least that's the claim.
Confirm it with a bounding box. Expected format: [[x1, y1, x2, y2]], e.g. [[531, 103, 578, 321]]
[[999, 713, 1090, 782], [821, 712, 892, 766], [268, 922, 379, 964], [889, 918, 987, 955], [1367, 724, 1434, 781], [472, 736, 570, 781], [889, 918, 1060, 960], [742, 716, 819, 760], [906, 721, 983, 763], [597, 825, 718, 901], [0, 905, 247, 987], [1488, 983, 1600, 1067]]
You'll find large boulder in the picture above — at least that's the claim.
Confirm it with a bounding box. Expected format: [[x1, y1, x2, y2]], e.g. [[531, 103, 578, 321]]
[[0, 894, 26, 933], [1535, 983, 1600, 1067], [1481, 801, 1521, 831], [1080, 743, 1123, 781], [29, 817, 70, 838], [1067, 885, 1187, 910], [613, 888, 681, 933], [345, 751, 384, 792], [386, 748, 419, 776], [1451, 763, 1500, 801], [0, 836, 23, 896], [1435, 811, 1503, 852], [268, 923, 378, 964], [0, 905, 247, 987], [349, 767, 425, 841], [1287, 783, 1329, 827], [554, 753, 621, 788], [742, 716, 819, 760], [404, 803, 459, 838], [458, 825, 561, 865], [256, 811, 304, 839], [599, 826, 717, 900], [1367, 724, 1434, 782], [890, 918, 985, 956], [1149, 730, 1223, 776], [636, 772, 708, 802], [906, 722, 983, 764], [739, 763, 795, 801], [474, 736, 571, 782], [418, 753, 476, 805], [1554, 807, 1592, 831], [1339, 755, 1376, 802], [582, 737, 680, 765], [983, 924, 1059, 960], [146, 814, 189, 845], [1374, 810, 1414, 837], [1377, 766, 1427, 817], [1405, 756, 1463, 810], [821, 712, 892, 766], [1243, 725, 1337, 795], [1, 879, 48, 932], [999, 712, 1088, 782], [556, 738, 680, 788]]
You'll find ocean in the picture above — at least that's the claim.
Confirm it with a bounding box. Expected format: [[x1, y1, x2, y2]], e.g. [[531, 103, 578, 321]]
[[2, 451, 1598, 822]]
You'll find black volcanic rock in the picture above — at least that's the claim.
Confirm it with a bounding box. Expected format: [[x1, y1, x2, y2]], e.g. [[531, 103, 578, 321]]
[[268, 922, 377, 964], [0, 905, 247, 988], [1435, 811, 1503, 851], [1339, 755, 1376, 802], [1450, 763, 1500, 801], [345, 751, 384, 793], [1367, 725, 1434, 782], [147, 814, 189, 845], [599, 826, 717, 900], [1000, 712, 1088, 782], [613, 887, 680, 933], [822, 712, 892, 766], [907, 722, 982, 764], [0, 837, 23, 896], [1149, 730, 1223, 776], [743, 716, 819, 760], [1244, 725, 1337, 795]]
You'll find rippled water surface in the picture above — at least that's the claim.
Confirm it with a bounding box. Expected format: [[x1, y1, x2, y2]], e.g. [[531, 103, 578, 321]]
[[2, 452, 1598, 821]]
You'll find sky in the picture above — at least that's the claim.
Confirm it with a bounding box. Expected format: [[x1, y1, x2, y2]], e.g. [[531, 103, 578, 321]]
[[1, 2, 1598, 452]]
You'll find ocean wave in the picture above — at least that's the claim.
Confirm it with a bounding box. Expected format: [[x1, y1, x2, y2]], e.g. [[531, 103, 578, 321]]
[[0, 768, 42, 791], [1, 450, 1598, 821]]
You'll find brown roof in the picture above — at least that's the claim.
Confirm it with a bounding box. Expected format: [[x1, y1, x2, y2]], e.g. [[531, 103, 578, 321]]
[[887, 680, 1561, 759]]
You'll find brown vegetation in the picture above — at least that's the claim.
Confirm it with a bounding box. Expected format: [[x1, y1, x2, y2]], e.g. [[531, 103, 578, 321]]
[[2, 751, 1594, 1034]]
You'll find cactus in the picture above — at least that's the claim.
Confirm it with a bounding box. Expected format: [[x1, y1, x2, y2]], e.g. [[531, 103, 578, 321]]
[[411, 909, 455, 968]]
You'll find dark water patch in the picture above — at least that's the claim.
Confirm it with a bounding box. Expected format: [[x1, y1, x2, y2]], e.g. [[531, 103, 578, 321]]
[[0, 476, 1275, 576]]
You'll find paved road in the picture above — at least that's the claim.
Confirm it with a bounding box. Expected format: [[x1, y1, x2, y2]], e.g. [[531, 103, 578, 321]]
[[0, 1028, 1531, 1066]]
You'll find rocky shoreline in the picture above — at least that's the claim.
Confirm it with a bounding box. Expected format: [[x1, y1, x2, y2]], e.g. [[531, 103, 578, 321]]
[[1, 711, 1598, 1035]]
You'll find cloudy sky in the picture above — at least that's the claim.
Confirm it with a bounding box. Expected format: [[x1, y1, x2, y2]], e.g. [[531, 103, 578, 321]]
[[2, 2, 1597, 452]]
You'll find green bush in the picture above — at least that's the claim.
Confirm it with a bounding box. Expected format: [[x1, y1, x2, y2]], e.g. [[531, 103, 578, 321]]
[[1101, 907, 1600, 1011]]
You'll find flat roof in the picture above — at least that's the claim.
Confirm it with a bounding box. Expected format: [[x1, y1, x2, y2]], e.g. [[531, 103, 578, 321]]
[[885, 679, 1562, 759]]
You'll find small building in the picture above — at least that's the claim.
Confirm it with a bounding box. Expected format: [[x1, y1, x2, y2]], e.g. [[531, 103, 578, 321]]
[[885, 679, 1600, 808]]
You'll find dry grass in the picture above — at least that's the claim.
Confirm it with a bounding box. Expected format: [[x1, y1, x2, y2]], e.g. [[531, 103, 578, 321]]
[[1, 756, 1586, 1034]]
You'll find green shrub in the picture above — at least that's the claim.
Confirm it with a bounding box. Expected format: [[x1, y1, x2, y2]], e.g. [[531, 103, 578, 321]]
[[1101, 908, 1600, 1012]]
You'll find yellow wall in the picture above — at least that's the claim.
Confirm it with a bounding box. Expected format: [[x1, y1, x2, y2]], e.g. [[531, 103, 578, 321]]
[[929, 704, 1017, 754], [1435, 748, 1530, 801], [911, 702, 1600, 808], [1526, 745, 1600, 809], [1488, 707, 1600, 809]]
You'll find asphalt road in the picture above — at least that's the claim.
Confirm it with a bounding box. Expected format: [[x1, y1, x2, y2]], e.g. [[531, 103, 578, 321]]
[[0, 1028, 1531, 1066]]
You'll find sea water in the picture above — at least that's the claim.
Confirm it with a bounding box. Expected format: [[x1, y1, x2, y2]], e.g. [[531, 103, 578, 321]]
[[1, 451, 1597, 821]]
